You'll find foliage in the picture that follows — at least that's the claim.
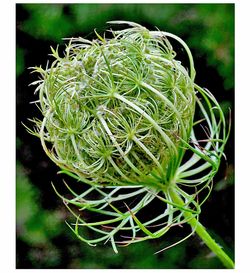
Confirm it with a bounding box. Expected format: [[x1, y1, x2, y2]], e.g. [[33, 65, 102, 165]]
[[16, 47, 25, 77], [16, 161, 63, 245], [18, 3, 234, 89]]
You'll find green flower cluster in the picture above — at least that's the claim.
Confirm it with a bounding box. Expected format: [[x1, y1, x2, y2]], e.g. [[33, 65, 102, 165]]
[[28, 22, 232, 268], [31, 21, 195, 188]]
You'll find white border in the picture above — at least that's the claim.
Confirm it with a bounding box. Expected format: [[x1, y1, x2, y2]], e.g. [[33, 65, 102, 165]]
[[2, 0, 250, 272], [235, 0, 250, 272], [13, 0, 237, 3]]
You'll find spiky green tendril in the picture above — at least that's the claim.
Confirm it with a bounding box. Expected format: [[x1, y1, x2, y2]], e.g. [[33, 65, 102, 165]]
[[27, 21, 232, 267]]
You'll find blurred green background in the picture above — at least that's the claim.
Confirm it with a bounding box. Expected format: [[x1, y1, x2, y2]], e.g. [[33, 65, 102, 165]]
[[16, 3, 234, 269]]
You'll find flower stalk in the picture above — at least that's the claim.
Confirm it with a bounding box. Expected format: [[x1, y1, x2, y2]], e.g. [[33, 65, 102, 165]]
[[169, 187, 234, 269]]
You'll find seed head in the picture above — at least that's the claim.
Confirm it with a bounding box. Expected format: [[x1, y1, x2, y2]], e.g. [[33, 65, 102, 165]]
[[28, 21, 228, 252], [30, 21, 196, 188]]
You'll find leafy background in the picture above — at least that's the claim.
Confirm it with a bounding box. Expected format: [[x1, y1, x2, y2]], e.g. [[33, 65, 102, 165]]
[[16, 3, 234, 269]]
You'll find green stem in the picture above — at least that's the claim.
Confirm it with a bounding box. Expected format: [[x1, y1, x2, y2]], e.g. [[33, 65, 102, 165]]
[[169, 188, 234, 269]]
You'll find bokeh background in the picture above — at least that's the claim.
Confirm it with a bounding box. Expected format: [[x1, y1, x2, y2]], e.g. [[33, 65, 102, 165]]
[[16, 3, 234, 269]]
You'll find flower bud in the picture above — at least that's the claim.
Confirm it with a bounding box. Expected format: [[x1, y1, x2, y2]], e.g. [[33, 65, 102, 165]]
[[28, 21, 228, 254], [32, 22, 196, 188]]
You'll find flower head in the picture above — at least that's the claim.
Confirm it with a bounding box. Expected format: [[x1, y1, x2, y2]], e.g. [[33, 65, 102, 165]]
[[28, 21, 228, 253]]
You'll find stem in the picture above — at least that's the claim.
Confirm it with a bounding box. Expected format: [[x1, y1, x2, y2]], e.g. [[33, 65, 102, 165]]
[[169, 188, 234, 269]]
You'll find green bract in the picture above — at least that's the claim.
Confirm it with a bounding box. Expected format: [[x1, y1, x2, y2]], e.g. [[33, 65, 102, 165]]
[[28, 21, 231, 265]]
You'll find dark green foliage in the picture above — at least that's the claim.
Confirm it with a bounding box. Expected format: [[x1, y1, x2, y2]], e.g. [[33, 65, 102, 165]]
[[17, 4, 234, 89]]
